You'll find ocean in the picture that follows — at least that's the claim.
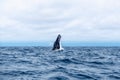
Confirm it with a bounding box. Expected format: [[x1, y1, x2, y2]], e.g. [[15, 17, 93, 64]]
[[0, 47, 120, 80]]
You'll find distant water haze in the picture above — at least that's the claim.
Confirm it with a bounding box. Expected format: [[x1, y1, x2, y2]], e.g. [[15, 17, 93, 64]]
[[0, 41, 120, 46]]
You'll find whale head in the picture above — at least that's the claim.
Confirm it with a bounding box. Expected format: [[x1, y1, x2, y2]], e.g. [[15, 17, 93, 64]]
[[52, 34, 64, 51]]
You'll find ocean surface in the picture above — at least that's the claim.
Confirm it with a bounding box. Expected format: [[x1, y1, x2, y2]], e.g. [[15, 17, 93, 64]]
[[0, 47, 120, 80]]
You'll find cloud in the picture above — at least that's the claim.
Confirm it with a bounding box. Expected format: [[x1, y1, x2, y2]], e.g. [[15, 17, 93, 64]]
[[0, 0, 120, 42]]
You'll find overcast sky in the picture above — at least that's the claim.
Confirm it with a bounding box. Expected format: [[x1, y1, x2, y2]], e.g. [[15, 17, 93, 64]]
[[0, 0, 120, 45]]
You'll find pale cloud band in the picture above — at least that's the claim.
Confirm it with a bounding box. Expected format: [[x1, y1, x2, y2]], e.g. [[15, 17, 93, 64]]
[[0, 0, 120, 42]]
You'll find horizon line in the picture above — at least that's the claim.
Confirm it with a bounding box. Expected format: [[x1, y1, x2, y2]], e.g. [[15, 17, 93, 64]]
[[0, 41, 120, 46]]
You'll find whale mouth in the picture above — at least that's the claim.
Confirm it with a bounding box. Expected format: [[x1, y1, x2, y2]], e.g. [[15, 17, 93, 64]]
[[52, 34, 64, 51]]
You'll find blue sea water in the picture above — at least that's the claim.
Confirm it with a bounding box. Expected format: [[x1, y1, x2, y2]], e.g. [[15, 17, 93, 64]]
[[0, 47, 120, 80]]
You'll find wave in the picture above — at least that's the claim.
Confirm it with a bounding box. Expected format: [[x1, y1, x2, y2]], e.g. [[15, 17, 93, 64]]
[[0, 47, 120, 80]]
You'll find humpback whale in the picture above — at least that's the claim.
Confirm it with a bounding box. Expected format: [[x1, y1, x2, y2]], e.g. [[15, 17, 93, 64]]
[[52, 34, 64, 51]]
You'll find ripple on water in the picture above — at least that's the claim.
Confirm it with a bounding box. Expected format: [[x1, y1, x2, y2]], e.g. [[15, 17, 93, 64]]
[[48, 76, 69, 80]]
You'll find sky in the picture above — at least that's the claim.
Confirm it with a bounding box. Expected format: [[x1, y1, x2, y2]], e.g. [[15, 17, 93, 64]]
[[0, 0, 120, 46]]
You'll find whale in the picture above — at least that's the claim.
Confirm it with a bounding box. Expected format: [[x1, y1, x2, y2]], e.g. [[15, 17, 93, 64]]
[[52, 34, 64, 51]]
